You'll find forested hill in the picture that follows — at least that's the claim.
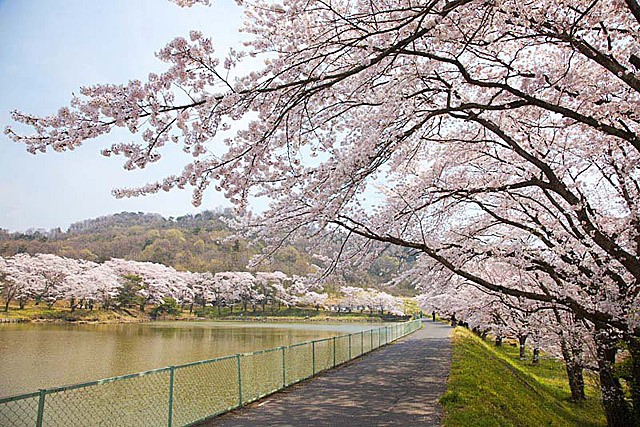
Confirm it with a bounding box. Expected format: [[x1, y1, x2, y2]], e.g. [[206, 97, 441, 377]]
[[0, 210, 416, 294]]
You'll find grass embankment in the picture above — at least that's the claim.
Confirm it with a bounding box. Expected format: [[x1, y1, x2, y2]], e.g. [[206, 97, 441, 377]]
[[193, 306, 407, 322], [442, 328, 606, 427], [0, 303, 147, 323], [0, 302, 412, 324]]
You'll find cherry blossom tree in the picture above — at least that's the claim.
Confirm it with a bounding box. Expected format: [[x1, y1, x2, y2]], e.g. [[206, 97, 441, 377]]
[[364, 289, 405, 316], [416, 260, 596, 402], [7, 0, 640, 423], [103, 258, 190, 310], [298, 291, 328, 312], [339, 286, 366, 313], [58, 259, 108, 311], [214, 271, 257, 312], [0, 255, 34, 311], [8, 254, 88, 309], [255, 271, 288, 310]]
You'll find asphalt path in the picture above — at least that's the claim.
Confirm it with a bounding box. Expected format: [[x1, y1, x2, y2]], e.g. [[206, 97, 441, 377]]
[[200, 320, 453, 427]]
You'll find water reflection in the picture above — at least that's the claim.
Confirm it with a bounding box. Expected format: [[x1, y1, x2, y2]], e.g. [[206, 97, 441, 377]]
[[0, 321, 372, 397]]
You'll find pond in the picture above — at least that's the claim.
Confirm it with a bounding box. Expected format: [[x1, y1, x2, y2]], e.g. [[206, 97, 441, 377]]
[[0, 320, 374, 397]]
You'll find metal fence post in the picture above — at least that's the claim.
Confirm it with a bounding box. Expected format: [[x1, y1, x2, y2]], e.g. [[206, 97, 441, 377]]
[[360, 331, 364, 355], [282, 347, 286, 387], [370, 330, 373, 351], [168, 366, 175, 427], [312, 341, 316, 375], [332, 336, 336, 367], [236, 354, 243, 407], [348, 334, 352, 360], [36, 389, 46, 427]]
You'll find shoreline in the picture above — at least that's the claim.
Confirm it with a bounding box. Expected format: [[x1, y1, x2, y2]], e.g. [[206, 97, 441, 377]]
[[0, 312, 409, 325]]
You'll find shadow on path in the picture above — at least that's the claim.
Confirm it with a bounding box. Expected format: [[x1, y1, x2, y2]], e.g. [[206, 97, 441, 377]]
[[199, 321, 453, 427]]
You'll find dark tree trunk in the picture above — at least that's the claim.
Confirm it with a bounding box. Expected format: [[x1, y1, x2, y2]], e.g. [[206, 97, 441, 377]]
[[565, 361, 586, 402], [595, 329, 632, 427], [518, 335, 528, 359], [532, 347, 540, 365], [558, 337, 586, 401], [495, 336, 503, 347], [4, 299, 10, 312], [549, 308, 586, 401], [626, 336, 640, 425]]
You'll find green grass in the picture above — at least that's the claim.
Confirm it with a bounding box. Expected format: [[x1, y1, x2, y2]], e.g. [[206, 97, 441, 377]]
[[0, 303, 147, 322], [0, 302, 409, 324], [403, 297, 421, 316], [196, 306, 403, 322], [442, 328, 606, 427]]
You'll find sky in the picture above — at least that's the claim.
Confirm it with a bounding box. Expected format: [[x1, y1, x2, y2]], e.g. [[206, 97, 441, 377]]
[[0, 0, 250, 232]]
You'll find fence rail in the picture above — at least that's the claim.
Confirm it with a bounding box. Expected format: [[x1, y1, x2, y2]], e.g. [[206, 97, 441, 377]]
[[0, 319, 422, 427]]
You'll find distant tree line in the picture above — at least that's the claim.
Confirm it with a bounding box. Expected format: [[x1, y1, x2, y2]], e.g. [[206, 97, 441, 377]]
[[0, 253, 405, 317]]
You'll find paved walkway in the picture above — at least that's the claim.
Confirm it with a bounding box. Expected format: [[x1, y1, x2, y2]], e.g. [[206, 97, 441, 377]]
[[200, 320, 453, 427]]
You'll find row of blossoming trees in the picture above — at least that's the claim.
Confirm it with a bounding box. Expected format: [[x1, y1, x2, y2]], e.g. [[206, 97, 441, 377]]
[[6, 0, 639, 424], [0, 253, 404, 317], [414, 263, 598, 403]]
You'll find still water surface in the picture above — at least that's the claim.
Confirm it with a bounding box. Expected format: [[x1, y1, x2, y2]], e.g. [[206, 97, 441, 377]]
[[0, 321, 372, 397]]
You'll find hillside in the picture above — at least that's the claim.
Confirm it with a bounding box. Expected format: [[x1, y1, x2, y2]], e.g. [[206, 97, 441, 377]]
[[0, 209, 417, 294]]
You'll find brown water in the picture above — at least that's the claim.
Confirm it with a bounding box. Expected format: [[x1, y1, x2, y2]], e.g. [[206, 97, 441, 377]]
[[0, 321, 372, 397]]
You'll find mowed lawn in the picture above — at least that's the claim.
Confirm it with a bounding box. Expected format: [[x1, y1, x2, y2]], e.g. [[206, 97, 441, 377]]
[[442, 328, 606, 427]]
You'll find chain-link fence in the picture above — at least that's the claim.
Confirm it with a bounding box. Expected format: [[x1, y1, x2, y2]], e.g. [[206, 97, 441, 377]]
[[0, 319, 422, 427]]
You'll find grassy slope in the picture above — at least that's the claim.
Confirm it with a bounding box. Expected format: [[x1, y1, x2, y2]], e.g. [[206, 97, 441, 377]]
[[442, 328, 606, 427], [0, 303, 147, 322]]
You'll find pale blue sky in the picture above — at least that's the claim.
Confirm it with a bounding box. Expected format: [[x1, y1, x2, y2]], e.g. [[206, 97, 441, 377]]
[[0, 0, 247, 231]]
